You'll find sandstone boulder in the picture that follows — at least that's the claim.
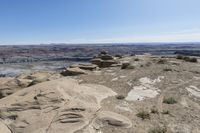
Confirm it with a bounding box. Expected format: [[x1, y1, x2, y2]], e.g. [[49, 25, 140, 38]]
[[61, 67, 86, 76]]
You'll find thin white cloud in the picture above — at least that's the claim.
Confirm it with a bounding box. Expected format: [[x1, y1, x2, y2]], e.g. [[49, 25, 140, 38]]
[[2, 29, 200, 45], [68, 30, 200, 43]]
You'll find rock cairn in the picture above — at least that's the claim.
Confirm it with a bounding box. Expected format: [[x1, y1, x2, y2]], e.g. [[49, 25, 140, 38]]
[[91, 50, 118, 68]]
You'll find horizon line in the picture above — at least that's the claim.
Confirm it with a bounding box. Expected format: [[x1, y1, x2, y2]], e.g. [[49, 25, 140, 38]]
[[1, 41, 200, 46]]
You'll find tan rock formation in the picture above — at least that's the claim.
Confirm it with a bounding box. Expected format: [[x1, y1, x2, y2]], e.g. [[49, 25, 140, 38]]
[[0, 78, 132, 133], [61, 67, 86, 76]]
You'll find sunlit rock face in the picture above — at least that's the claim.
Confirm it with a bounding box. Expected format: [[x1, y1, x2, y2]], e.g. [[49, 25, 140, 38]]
[[0, 78, 132, 133]]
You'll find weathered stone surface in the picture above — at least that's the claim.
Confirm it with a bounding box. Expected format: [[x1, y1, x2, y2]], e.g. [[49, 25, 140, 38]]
[[0, 120, 11, 133], [70, 63, 97, 71], [0, 78, 132, 133], [91, 59, 117, 68], [94, 111, 132, 128], [101, 60, 117, 68], [61, 67, 86, 76], [0, 72, 61, 99], [110, 63, 122, 67], [91, 58, 102, 66]]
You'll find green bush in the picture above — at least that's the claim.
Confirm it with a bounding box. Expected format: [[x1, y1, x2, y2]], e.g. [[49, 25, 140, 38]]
[[177, 55, 198, 63], [157, 59, 166, 64], [151, 108, 159, 114], [148, 127, 167, 133], [115, 54, 123, 58], [162, 110, 170, 115], [121, 63, 130, 69], [163, 68, 172, 72], [183, 56, 190, 61], [28, 80, 42, 87], [163, 97, 177, 104], [136, 111, 150, 120], [121, 63, 135, 69], [134, 58, 139, 61], [189, 57, 198, 62], [176, 55, 183, 59], [127, 65, 135, 69], [116, 95, 125, 100]]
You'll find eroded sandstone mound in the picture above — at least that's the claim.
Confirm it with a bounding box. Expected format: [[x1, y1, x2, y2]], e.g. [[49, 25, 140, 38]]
[[0, 72, 61, 99], [0, 78, 132, 133]]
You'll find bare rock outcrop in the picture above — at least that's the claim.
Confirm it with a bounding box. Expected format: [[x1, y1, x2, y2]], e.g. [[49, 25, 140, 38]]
[[0, 72, 61, 99], [61, 67, 86, 76], [0, 78, 132, 133]]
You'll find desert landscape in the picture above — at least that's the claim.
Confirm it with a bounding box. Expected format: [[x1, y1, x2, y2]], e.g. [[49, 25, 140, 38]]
[[1, 0, 200, 132], [1, 43, 200, 76], [0, 45, 200, 133]]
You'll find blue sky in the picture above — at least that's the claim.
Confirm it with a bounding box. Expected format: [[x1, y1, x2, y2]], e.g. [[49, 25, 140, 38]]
[[0, 0, 200, 44]]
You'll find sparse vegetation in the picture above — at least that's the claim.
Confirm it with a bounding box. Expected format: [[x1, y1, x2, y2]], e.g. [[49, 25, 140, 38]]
[[115, 54, 123, 58], [151, 107, 159, 114], [121, 62, 130, 69], [28, 80, 42, 87], [0, 92, 5, 99], [163, 68, 172, 72], [189, 57, 198, 62], [176, 55, 184, 59], [183, 56, 190, 61], [162, 110, 170, 115], [130, 53, 135, 56], [127, 65, 135, 69], [145, 62, 152, 67], [163, 97, 177, 104], [34, 96, 38, 100], [116, 95, 125, 100], [121, 62, 135, 69], [136, 111, 150, 120], [157, 59, 167, 64], [176, 55, 198, 63], [148, 126, 167, 133], [134, 58, 139, 61]]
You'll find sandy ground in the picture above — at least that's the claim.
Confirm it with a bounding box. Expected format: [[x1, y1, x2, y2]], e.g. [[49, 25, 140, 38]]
[[74, 55, 200, 133]]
